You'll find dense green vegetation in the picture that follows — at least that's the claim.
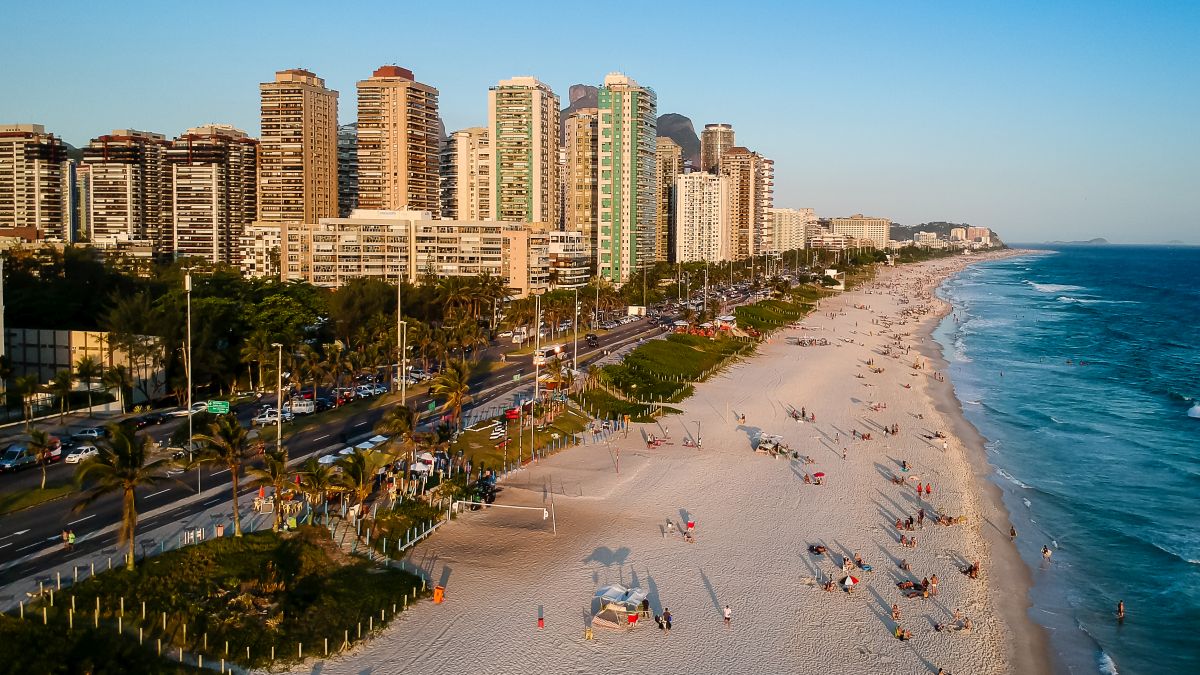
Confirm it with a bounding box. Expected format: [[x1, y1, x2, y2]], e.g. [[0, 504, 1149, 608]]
[[29, 527, 426, 669], [0, 614, 204, 674]]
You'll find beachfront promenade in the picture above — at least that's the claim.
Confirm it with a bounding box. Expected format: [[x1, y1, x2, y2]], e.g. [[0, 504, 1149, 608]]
[[274, 252, 1047, 675]]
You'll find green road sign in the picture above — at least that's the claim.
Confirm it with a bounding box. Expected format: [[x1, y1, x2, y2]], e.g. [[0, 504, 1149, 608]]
[[207, 400, 230, 415], [513, 374, 520, 382], [428, 401, 437, 412]]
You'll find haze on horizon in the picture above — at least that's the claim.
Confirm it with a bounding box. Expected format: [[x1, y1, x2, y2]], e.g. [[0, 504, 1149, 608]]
[[1, 0, 1196, 244]]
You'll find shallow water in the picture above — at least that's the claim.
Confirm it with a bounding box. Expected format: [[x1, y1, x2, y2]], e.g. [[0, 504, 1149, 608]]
[[933, 246, 1200, 674]]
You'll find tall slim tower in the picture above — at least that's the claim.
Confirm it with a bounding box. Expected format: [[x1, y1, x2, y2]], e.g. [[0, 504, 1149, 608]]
[[488, 76, 559, 223], [700, 123, 735, 173], [258, 69, 339, 223], [83, 129, 172, 248], [357, 65, 440, 212], [563, 108, 599, 256], [167, 124, 258, 263], [440, 127, 490, 220], [596, 72, 656, 283], [655, 137, 682, 262], [337, 123, 358, 217], [674, 172, 731, 263], [0, 124, 71, 241]]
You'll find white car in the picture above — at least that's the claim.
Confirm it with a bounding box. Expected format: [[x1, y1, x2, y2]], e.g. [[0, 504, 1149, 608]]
[[64, 445, 98, 464], [73, 427, 105, 440], [497, 330, 513, 338], [252, 408, 293, 426]]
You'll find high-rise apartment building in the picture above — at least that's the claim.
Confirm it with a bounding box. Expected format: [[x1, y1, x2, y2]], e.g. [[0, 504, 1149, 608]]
[[563, 108, 599, 254], [700, 123, 735, 173], [720, 147, 771, 259], [828, 213, 892, 248], [674, 172, 731, 263], [0, 124, 71, 241], [258, 69, 338, 223], [73, 162, 92, 242], [337, 123, 358, 217], [488, 77, 560, 224], [655, 137, 682, 262], [765, 207, 816, 252], [166, 124, 258, 263], [440, 127, 491, 220], [83, 129, 172, 248], [547, 229, 590, 288], [356, 66, 440, 212], [757, 157, 775, 252], [596, 73, 657, 283]]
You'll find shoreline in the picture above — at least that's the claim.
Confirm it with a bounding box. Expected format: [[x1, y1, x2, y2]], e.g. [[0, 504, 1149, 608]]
[[279, 251, 1050, 675], [913, 251, 1055, 675]]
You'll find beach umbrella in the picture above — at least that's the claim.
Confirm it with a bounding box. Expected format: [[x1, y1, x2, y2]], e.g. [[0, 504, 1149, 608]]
[[411, 462, 431, 473], [339, 447, 356, 455], [813, 472, 826, 479], [356, 441, 376, 450], [258, 486, 265, 499], [842, 576, 859, 588], [418, 451, 435, 461], [369, 435, 389, 444]]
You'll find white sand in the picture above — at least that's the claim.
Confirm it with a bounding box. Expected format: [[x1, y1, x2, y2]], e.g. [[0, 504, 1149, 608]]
[[283, 256, 1027, 675]]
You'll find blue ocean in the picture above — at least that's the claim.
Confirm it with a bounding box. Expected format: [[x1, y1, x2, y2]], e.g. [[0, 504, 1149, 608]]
[[933, 245, 1200, 674]]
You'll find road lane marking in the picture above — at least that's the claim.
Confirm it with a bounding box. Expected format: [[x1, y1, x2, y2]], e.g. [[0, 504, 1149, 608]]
[[0, 529, 30, 541], [147, 489, 170, 498], [17, 542, 43, 552], [68, 514, 96, 526], [314, 434, 330, 441], [0, 542, 10, 549], [212, 468, 229, 475]]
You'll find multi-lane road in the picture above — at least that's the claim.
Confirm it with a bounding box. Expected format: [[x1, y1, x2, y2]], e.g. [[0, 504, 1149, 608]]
[[0, 316, 666, 580]]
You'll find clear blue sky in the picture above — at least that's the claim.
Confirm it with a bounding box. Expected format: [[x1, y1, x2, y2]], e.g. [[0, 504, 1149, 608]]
[[3, 0, 1197, 243]]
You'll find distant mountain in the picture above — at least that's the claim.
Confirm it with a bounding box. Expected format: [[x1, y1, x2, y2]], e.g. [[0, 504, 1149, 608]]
[[558, 83, 701, 165], [1047, 238, 1109, 245], [657, 113, 701, 167]]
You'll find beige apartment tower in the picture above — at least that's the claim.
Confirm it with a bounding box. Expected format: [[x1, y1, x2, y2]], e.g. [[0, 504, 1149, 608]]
[[258, 69, 338, 223], [167, 124, 258, 263], [488, 77, 560, 224], [0, 124, 71, 241], [829, 213, 892, 248], [83, 129, 172, 248], [765, 207, 816, 252], [700, 123, 735, 173], [720, 146, 772, 259], [674, 172, 732, 263], [563, 107, 599, 256], [440, 127, 490, 220], [655, 137, 682, 262], [357, 66, 440, 212]]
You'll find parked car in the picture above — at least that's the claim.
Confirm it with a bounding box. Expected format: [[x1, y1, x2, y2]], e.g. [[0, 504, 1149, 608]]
[[64, 445, 99, 464], [0, 444, 37, 472], [252, 408, 293, 426], [497, 330, 513, 339], [370, 384, 388, 395], [314, 397, 333, 413], [355, 385, 374, 399], [288, 399, 316, 415], [73, 427, 106, 441]]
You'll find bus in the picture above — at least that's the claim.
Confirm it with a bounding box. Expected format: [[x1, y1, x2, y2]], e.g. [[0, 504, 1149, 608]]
[[533, 344, 564, 366]]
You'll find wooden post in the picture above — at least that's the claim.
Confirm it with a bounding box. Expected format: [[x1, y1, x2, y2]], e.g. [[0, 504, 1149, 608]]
[[19, 601, 23, 619], [298, 642, 302, 659], [140, 627, 143, 645], [56, 572, 61, 590], [120, 596, 124, 616], [69, 608, 74, 630], [118, 616, 122, 634], [158, 638, 161, 656], [324, 637, 328, 656], [142, 600, 146, 619], [42, 607, 46, 625]]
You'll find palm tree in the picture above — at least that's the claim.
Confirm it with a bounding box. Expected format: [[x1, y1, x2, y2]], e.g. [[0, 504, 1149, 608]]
[[240, 331, 274, 393], [298, 457, 337, 523], [49, 370, 73, 424], [74, 356, 103, 416], [11, 375, 40, 429], [245, 451, 291, 532], [74, 424, 172, 570], [431, 359, 472, 430], [335, 449, 390, 509], [101, 365, 134, 414], [194, 416, 253, 536], [29, 429, 54, 490]]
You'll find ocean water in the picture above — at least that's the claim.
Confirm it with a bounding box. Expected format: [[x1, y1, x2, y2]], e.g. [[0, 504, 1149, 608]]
[[933, 246, 1200, 674]]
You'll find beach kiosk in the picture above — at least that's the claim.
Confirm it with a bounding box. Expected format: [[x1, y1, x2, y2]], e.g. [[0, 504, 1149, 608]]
[[591, 584, 649, 631]]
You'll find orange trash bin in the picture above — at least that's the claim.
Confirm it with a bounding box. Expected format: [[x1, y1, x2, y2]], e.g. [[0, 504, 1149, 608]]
[[433, 585, 445, 604]]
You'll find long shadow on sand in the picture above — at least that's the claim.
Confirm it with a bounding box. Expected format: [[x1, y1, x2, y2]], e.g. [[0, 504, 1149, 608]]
[[699, 569, 722, 615]]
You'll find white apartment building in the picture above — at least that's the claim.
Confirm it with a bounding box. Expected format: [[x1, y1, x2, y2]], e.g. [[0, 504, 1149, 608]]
[[547, 229, 590, 288], [258, 69, 338, 224], [356, 66, 440, 212], [440, 127, 491, 220], [83, 129, 172, 249], [674, 172, 731, 263], [0, 124, 71, 241], [167, 124, 257, 264], [765, 207, 816, 252]]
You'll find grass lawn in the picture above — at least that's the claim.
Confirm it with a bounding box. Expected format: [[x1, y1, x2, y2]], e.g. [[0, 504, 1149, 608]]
[[24, 526, 427, 670], [0, 614, 204, 674], [734, 298, 812, 332], [0, 479, 76, 515], [573, 389, 681, 424], [449, 406, 590, 472], [595, 332, 753, 403]]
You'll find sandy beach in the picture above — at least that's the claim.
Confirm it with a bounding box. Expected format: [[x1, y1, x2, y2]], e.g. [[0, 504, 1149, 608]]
[[281, 253, 1051, 675]]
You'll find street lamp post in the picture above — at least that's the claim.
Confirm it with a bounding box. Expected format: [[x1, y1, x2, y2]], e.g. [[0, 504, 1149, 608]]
[[572, 287, 579, 369], [185, 272, 198, 493], [272, 343, 284, 462], [399, 320, 408, 405], [694, 419, 702, 447]]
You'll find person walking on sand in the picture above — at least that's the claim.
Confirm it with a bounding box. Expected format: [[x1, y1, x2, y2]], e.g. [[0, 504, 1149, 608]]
[[663, 608, 673, 631], [723, 605, 732, 626], [1010, 525, 1017, 541], [917, 508, 925, 527]]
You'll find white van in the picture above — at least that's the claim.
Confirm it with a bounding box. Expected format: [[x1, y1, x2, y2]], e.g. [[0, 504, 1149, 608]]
[[289, 399, 315, 415]]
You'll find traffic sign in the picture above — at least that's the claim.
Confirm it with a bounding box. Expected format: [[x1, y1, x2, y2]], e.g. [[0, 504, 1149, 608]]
[[428, 401, 437, 412], [207, 400, 230, 415]]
